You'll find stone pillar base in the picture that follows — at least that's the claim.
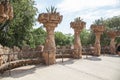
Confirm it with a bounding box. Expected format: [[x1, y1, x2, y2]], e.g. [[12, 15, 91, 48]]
[[73, 51, 82, 59], [118, 52, 120, 56], [43, 52, 56, 65], [73, 55, 82, 59], [93, 53, 100, 56]]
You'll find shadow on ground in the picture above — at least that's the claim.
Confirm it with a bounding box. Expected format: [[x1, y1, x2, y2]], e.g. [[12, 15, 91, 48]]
[[84, 56, 102, 61], [57, 58, 76, 65], [104, 54, 120, 58], [0, 64, 47, 79]]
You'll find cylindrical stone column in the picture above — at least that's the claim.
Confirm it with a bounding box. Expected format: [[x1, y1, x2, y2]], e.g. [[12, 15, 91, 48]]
[[91, 25, 105, 56], [38, 13, 63, 65], [94, 33, 101, 56], [70, 18, 86, 59], [74, 30, 82, 58], [43, 23, 56, 65], [107, 30, 116, 54]]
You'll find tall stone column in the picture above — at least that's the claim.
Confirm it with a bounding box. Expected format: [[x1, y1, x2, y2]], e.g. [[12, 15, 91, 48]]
[[91, 25, 105, 56], [38, 13, 62, 65], [107, 31, 116, 54], [43, 23, 56, 65], [73, 29, 82, 58], [70, 18, 86, 58], [94, 32, 101, 56]]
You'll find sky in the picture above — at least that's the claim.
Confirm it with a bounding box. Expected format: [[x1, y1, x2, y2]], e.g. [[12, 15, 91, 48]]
[[34, 0, 120, 34]]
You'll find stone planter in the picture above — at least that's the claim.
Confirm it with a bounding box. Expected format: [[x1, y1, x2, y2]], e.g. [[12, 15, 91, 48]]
[[91, 25, 105, 56], [70, 19, 86, 58], [107, 30, 117, 54], [38, 13, 62, 65]]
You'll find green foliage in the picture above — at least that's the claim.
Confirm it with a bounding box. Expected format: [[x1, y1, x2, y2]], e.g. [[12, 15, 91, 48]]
[[100, 32, 110, 46], [80, 29, 91, 46], [92, 15, 120, 46], [93, 17, 104, 25], [105, 16, 120, 30], [31, 27, 46, 48], [88, 31, 95, 45], [65, 34, 74, 45], [116, 37, 120, 44], [105, 16, 120, 44], [55, 32, 73, 46], [0, 0, 37, 47], [74, 17, 83, 22], [46, 6, 57, 13]]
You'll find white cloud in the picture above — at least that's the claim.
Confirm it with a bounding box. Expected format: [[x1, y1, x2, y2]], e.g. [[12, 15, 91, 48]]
[[105, 9, 120, 17], [57, 0, 117, 13], [34, 0, 120, 34]]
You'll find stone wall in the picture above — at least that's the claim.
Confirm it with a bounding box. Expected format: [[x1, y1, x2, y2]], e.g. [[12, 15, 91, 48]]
[[0, 45, 21, 66], [0, 45, 44, 66], [19, 45, 43, 59]]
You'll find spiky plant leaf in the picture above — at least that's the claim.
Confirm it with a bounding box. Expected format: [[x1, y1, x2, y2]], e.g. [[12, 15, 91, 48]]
[[46, 6, 57, 14], [46, 8, 50, 13], [74, 17, 83, 22]]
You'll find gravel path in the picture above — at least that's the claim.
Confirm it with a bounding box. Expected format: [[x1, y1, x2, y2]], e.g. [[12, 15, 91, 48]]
[[0, 55, 120, 80]]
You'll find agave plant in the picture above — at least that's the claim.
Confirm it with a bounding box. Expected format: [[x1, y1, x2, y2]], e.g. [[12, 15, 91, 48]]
[[93, 18, 104, 25], [74, 17, 83, 22], [46, 6, 57, 14]]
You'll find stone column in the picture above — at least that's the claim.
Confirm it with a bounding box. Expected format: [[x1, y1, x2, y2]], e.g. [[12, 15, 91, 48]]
[[43, 23, 57, 65], [38, 13, 62, 65], [94, 32, 102, 56], [107, 31, 116, 54], [91, 25, 105, 56], [70, 19, 86, 59], [74, 29, 82, 58]]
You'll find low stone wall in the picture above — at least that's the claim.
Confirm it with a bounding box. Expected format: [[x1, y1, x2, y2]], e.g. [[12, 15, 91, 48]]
[[0, 45, 44, 74], [0, 59, 43, 74], [0, 45, 20, 66], [19, 45, 43, 59], [56, 46, 73, 54], [0, 45, 44, 66]]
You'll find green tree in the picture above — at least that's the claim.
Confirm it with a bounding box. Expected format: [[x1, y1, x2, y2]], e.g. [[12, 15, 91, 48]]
[[55, 32, 73, 46], [0, 0, 37, 47], [80, 29, 91, 46], [55, 32, 66, 46], [105, 16, 120, 44], [65, 34, 74, 45], [105, 16, 120, 30], [92, 15, 120, 46], [31, 27, 46, 47]]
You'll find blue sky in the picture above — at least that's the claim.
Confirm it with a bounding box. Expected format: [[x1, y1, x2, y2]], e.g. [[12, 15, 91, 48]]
[[34, 0, 120, 34]]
